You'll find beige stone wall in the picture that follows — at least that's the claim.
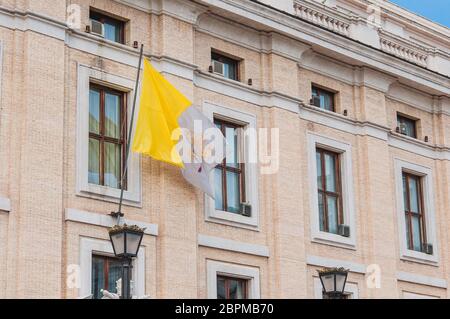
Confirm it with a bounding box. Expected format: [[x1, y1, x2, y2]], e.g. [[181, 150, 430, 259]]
[[0, 0, 449, 299]]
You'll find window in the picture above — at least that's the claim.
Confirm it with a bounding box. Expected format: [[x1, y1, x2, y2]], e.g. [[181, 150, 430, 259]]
[[91, 255, 123, 299], [316, 148, 343, 234], [79, 237, 146, 298], [203, 102, 259, 229], [397, 114, 417, 138], [206, 260, 260, 299], [88, 84, 126, 189], [214, 119, 245, 214], [394, 159, 438, 264], [307, 133, 356, 248], [77, 66, 141, 204], [311, 85, 335, 111], [217, 276, 248, 299], [402, 172, 426, 252], [211, 52, 239, 81], [90, 10, 125, 44]]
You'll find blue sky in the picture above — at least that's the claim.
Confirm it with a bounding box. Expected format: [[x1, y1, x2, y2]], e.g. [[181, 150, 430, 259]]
[[389, 0, 450, 28]]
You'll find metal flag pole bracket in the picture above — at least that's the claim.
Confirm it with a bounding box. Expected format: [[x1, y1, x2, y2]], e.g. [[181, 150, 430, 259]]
[[110, 44, 144, 224]]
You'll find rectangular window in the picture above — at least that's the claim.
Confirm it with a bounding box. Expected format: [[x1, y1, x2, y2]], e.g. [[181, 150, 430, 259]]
[[402, 172, 426, 252], [88, 84, 126, 189], [311, 86, 335, 112], [214, 119, 246, 214], [211, 52, 239, 81], [217, 276, 248, 299], [91, 255, 123, 299], [397, 114, 417, 138], [90, 10, 125, 44], [316, 148, 343, 234]]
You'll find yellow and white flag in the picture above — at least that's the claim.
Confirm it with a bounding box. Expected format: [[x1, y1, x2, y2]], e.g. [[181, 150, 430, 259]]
[[132, 59, 225, 197]]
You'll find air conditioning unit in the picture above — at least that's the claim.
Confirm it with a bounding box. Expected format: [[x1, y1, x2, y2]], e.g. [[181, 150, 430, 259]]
[[338, 224, 350, 237], [310, 96, 321, 107], [212, 60, 225, 76], [90, 19, 105, 37], [399, 123, 408, 135], [240, 202, 252, 217], [422, 243, 433, 255]]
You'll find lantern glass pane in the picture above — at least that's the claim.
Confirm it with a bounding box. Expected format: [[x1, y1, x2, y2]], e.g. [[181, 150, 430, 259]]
[[321, 274, 335, 293], [335, 273, 347, 292], [126, 232, 142, 256], [111, 232, 125, 256]]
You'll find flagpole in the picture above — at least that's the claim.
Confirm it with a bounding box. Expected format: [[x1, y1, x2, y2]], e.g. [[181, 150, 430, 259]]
[[112, 44, 144, 222]]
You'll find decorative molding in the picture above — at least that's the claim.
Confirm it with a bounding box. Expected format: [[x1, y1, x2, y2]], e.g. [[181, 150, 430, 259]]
[[397, 271, 447, 289], [198, 234, 270, 257], [379, 31, 429, 68], [0, 196, 10, 212], [293, 1, 350, 37], [65, 208, 158, 236], [306, 255, 366, 274]]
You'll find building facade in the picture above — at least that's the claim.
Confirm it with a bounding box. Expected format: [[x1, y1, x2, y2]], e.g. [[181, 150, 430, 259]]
[[0, 0, 449, 299]]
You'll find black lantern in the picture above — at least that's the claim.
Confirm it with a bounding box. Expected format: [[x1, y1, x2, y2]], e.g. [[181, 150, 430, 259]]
[[109, 224, 144, 258], [108, 224, 144, 299], [318, 267, 349, 299]]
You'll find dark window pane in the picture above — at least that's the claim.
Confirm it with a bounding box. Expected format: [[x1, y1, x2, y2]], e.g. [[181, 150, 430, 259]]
[[88, 138, 100, 185], [90, 11, 124, 44], [91, 256, 105, 299], [311, 86, 335, 112], [104, 142, 121, 188], [316, 152, 323, 190], [225, 126, 238, 167], [397, 115, 417, 138], [214, 168, 223, 211], [89, 89, 100, 134], [411, 215, 422, 252], [217, 276, 247, 299], [217, 277, 226, 299], [326, 195, 339, 234], [211, 52, 239, 81], [408, 177, 419, 213], [226, 171, 240, 213], [318, 193, 325, 231], [107, 259, 123, 294], [105, 93, 121, 138], [324, 153, 337, 192]]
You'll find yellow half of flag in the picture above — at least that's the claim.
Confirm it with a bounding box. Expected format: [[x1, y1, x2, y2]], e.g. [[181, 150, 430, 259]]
[[132, 59, 191, 167]]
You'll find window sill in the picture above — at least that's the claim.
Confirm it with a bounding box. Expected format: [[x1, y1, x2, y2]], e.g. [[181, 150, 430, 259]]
[[206, 209, 259, 231], [400, 250, 439, 266], [311, 231, 356, 250], [77, 183, 142, 208]]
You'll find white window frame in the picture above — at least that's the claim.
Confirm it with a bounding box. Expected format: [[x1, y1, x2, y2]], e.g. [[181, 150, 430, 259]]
[[79, 237, 145, 298], [202, 101, 259, 229], [313, 277, 359, 299], [307, 132, 356, 248], [76, 64, 141, 205], [394, 158, 438, 264], [206, 260, 260, 299]]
